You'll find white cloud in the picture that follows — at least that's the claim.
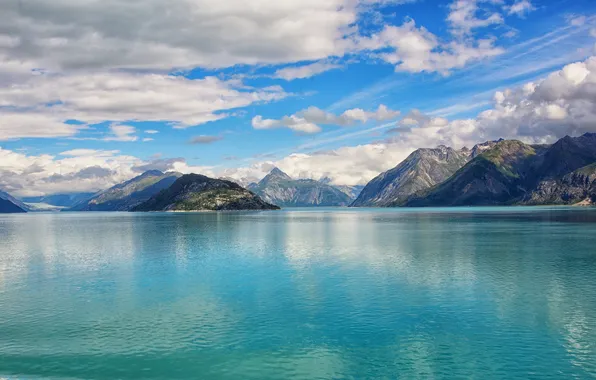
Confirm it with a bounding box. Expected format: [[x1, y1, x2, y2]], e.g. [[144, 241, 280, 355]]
[[0, 0, 366, 72], [356, 19, 504, 74], [506, 0, 535, 17], [252, 104, 400, 134], [142, 138, 154, 142], [0, 148, 140, 196], [103, 124, 138, 142], [0, 72, 289, 139], [274, 62, 342, 80], [60, 149, 121, 157], [0, 147, 217, 197], [0, 112, 83, 140], [400, 109, 449, 128], [144, 130, 159, 134], [569, 15, 587, 26], [252, 115, 323, 134], [447, 0, 504, 35]]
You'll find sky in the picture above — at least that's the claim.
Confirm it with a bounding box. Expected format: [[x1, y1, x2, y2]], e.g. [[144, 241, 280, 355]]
[[1, 0, 596, 197]]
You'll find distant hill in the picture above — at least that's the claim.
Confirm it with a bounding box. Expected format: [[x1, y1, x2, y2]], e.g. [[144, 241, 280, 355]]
[[23, 193, 95, 208], [248, 168, 353, 207], [132, 174, 279, 212], [69, 170, 182, 211], [0, 190, 27, 213], [352, 145, 471, 207]]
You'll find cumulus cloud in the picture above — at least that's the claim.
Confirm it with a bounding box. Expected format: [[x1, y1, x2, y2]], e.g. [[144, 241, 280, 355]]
[[400, 109, 449, 128], [189, 135, 224, 144], [103, 124, 138, 142], [387, 56, 596, 149], [447, 0, 504, 35], [0, 72, 289, 139], [356, 19, 504, 74], [252, 104, 400, 134], [0, 112, 83, 140], [0, 148, 216, 197], [0, 148, 141, 196], [506, 0, 535, 17], [0, 0, 364, 72], [274, 62, 342, 80]]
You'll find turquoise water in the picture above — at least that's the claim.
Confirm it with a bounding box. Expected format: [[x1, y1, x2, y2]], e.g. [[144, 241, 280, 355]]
[[1, 207, 596, 379]]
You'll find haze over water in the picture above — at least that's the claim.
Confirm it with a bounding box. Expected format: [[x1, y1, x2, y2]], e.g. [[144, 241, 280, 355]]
[[1, 208, 596, 379]]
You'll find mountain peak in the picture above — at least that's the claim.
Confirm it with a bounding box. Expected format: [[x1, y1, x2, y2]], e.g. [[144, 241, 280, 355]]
[[261, 167, 291, 183], [270, 167, 290, 177]]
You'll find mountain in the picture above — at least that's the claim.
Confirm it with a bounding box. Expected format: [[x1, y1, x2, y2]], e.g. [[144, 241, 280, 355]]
[[22, 193, 95, 208], [132, 174, 279, 211], [0, 190, 27, 213], [69, 170, 182, 211], [352, 145, 471, 207], [249, 168, 353, 207], [319, 177, 364, 200], [406, 134, 596, 207]]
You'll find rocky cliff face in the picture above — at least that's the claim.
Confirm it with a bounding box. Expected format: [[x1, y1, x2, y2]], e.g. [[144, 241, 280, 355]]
[[250, 168, 353, 207], [352, 145, 471, 207], [523, 163, 596, 205], [69, 170, 182, 211], [132, 174, 279, 211]]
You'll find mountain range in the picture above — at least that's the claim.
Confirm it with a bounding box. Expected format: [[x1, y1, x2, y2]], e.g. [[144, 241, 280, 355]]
[[132, 174, 279, 211], [2, 133, 595, 214], [355, 133, 596, 207], [248, 168, 354, 207]]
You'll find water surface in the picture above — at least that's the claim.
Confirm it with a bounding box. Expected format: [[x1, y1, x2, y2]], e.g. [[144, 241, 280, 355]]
[[1, 208, 596, 379]]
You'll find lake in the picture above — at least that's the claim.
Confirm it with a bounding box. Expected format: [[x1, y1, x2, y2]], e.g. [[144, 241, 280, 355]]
[[1, 208, 596, 379]]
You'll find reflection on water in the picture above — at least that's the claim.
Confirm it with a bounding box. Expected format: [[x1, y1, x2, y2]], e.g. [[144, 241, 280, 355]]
[[0, 208, 596, 379]]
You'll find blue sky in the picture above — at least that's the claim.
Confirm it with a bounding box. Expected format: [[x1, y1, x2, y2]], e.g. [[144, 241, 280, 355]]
[[0, 0, 596, 196]]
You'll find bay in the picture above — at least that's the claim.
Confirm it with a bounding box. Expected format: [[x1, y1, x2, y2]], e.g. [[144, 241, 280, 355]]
[[1, 207, 595, 379]]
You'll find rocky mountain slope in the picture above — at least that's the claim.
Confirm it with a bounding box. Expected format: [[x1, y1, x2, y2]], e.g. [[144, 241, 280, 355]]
[[523, 163, 596, 205], [132, 174, 279, 211], [352, 145, 471, 207], [0, 190, 27, 213], [69, 170, 182, 211], [249, 168, 353, 207], [319, 177, 364, 200], [406, 133, 596, 207]]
